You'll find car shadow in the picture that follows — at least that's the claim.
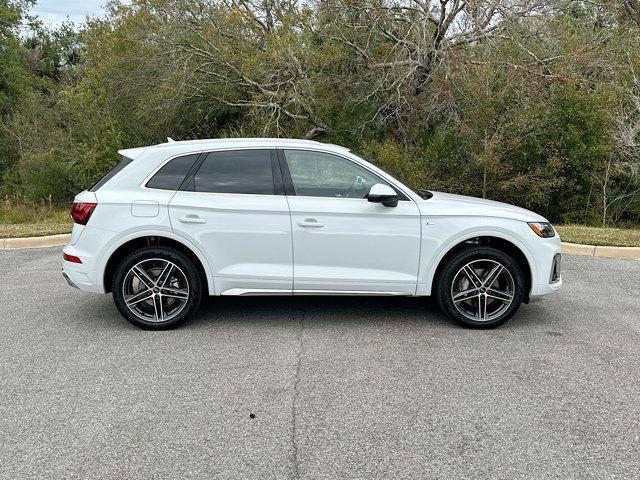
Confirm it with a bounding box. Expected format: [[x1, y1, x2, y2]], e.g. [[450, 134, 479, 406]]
[[72, 290, 557, 332], [189, 295, 446, 330], [189, 295, 559, 331]]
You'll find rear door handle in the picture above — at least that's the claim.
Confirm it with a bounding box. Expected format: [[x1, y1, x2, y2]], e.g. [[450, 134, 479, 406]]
[[297, 219, 324, 228], [178, 214, 206, 224]]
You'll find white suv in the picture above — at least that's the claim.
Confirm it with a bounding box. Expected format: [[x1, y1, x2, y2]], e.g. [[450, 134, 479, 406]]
[[63, 138, 562, 329]]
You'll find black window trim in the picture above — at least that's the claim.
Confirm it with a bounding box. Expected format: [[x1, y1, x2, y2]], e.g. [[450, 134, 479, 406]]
[[270, 149, 285, 196], [179, 147, 283, 196], [276, 149, 296, 196], [276, 148, 410, 201]]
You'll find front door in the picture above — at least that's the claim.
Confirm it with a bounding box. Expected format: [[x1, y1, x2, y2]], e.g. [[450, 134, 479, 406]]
[[169, 148, 292, 294], [280, 149, 421, 295]]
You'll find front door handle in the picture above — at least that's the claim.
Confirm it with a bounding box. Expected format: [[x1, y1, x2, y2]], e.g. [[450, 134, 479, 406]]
[[297, 219, 324, 228], [178, 214, 206, 224]]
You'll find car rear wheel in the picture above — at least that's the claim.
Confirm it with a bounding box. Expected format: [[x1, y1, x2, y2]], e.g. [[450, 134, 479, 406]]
[[436, 246, 524, 328], [112, 246, 202, 329]]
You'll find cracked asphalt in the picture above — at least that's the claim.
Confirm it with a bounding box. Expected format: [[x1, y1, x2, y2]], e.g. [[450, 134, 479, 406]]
[[1, 247, 639, 479]]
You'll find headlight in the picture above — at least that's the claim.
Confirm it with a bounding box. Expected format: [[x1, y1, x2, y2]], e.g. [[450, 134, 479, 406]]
[[528, 222, 556, 238]]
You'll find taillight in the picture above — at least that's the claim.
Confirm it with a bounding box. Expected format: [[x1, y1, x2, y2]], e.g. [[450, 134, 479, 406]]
[[70, 202, 97, 225], [63, 253, 82, 264]]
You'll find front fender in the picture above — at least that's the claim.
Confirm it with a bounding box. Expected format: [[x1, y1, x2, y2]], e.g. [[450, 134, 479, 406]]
[[417, 219, 537, 296]]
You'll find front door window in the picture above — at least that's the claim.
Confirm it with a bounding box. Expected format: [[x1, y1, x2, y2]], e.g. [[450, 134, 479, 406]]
[[283, 149, 390, 199]]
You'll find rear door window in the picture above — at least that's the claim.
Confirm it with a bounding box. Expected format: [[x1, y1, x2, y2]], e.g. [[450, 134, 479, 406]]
[[146, 154, 200, 190], [193, 149, 275, 195]]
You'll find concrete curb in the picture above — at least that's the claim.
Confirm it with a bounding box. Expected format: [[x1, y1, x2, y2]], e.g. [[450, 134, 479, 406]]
[[562, 242, 640, 260], [1, 233, 71, 250], [593, 245, 640, 260], [561, 242, 595, 256], [1, 233, 639, 260]]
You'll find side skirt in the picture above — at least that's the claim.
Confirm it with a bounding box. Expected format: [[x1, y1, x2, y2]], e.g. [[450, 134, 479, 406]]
[[219, 288, 413, 297]]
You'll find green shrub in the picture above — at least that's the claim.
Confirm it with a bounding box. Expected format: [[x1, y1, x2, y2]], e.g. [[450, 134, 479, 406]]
[[16, 149, 79, 203]]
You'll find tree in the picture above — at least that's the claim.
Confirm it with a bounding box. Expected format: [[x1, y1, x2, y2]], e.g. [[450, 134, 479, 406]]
[[0, 0, 34, 174], [0, 0, 639, 223], [123, 0, 331, 138]]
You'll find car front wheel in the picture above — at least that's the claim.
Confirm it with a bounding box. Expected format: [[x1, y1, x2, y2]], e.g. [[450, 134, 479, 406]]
[[112, 246, 202, 329], [436, 246, 524, 328]]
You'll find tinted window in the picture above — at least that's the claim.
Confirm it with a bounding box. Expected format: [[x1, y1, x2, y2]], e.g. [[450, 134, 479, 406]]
[[194, 149, 274, 195], [146, 154, 199, 190], [283, 149, 389, 199], [89, 156, 133, 192]]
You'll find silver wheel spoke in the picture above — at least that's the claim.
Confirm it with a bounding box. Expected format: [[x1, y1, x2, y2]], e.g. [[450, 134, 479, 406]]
[[160, 287, 188, 298], [157, 262, 174, 287], [477, 294, 488, 321], [125, 289, 153, 306], [487, 288, 513, 303], [463, 266, 482, 287], [453, 288, 478, 303], [132, 266, 155, 289], [483, 295, 487, 320], [483, 265, 503, 288], [153, 295, 164, 322], [161, 293, 187, 300]]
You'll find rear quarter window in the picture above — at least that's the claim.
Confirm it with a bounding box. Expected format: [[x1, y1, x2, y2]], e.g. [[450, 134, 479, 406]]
[[146, 154, 200, 190], [89, 156, 133, 192]]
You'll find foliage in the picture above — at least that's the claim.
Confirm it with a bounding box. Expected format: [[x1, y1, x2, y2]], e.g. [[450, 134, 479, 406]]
[[0, 0, 639, 226], [555, 224, 640, 247]]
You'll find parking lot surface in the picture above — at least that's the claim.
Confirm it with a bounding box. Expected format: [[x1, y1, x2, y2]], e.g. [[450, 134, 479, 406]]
[[0, 247, 639, 479]]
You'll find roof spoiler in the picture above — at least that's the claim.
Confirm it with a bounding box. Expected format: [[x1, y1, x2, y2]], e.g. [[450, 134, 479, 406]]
[[117, 146, 148, 159]]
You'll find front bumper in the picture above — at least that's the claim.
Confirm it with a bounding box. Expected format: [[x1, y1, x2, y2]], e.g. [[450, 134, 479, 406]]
[[531, 241, 563, 297]]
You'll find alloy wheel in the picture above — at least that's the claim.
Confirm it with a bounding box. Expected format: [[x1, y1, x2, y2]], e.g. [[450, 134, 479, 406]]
[[122, 258, 190, 323], [450, 259, 515, 322]]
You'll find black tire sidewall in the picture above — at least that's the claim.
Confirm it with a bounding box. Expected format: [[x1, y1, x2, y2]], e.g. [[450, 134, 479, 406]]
[[112, 246, 202, 329], [436, 246, 524, 329]]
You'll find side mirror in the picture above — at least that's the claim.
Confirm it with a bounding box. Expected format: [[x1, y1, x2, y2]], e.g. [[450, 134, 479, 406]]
[[367, 183, 398, 207]]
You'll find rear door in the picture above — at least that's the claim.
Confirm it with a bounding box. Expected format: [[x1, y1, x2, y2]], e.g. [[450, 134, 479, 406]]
[[280, 149, 421, 294], [168, 148, 293, 295]]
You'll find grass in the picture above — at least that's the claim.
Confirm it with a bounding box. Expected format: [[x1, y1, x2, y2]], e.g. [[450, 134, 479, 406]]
[[0, 204, 72, 239], [556, 225, 640, 247], [1, 202, 639, 247]]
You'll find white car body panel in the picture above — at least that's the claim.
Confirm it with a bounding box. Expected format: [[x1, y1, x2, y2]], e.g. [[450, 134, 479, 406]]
[[169, 191, 293, 294], [287, 195, 421, 294], [62, 138, 562, 301]]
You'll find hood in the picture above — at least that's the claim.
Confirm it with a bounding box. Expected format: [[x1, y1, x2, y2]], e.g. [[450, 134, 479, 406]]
[[417, 191, 547, 222]]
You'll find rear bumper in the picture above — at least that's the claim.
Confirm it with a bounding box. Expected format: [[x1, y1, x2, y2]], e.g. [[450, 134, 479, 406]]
[[62, 244, 104, 293], [62, 271, 79, 289], [61, 224, 118, 294], [62, 260, 103, 293]]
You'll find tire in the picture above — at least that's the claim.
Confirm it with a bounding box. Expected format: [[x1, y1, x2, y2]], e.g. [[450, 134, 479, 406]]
[[435, 246, 524, 329], [112, 246, 203, 329]]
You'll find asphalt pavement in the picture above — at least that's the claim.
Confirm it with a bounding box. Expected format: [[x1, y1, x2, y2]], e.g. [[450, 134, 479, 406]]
[[0, 247, 639, 479]]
